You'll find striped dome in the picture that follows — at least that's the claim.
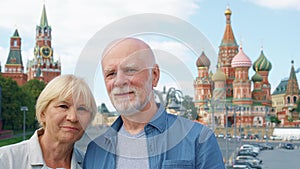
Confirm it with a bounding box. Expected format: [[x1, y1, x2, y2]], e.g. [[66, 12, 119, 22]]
[[253, 49, 272, 71], [251, 72, 263, 82], [212, 68, 226, 81], [196, 51, 211, 67], [231, 47, 252, 68]]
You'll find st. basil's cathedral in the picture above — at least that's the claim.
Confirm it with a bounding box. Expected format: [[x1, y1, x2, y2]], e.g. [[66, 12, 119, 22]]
[[194, 7, 300, 128], [1, 4, 61, 85], [194, 7, 274, 129]]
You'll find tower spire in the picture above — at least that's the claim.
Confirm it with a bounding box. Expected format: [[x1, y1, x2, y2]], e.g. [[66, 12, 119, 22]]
[[40, 4, 48, 28]]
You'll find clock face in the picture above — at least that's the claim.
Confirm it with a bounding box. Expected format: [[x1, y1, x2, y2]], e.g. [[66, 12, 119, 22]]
[[40, 46, 52, 58]]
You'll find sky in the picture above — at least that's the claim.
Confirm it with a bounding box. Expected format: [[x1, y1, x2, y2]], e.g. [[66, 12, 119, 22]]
[[1, 0, 300, 111]]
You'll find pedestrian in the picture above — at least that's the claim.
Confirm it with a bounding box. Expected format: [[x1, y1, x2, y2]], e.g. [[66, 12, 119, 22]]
[[0, 74, 97, 169], [84, 38, 225, 169]]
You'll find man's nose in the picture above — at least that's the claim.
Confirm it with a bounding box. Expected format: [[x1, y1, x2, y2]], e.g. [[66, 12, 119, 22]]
[[114, 71, 129, 87]]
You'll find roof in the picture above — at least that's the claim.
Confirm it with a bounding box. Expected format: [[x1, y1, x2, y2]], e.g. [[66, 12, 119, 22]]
[[40, 4, 48, 28], [272, 79, 288, 95], [231, 47, 252, 68], [196, 50, 211, 67], [220, 7, 238, 47], [253, 49, 272, 71]]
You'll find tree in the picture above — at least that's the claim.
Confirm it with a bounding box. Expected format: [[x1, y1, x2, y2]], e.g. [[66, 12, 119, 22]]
[[21, 79, 46, 129], [181, 95, 197, 119], [270, 115, 281, 126], [0, 76, 23, 130], [0, 76, 46, 130]]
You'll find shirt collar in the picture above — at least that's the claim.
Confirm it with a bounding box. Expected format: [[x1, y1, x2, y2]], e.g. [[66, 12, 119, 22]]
[[107, 103, 167, 136], [147, 103, 167, 133], [28, 128, 46, 166]]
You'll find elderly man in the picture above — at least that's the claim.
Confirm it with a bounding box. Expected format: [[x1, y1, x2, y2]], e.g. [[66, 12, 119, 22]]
[[84, 38, 225, 169]]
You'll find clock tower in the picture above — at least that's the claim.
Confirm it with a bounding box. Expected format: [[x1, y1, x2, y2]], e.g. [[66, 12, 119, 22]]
[[27, 4, 61, 83]]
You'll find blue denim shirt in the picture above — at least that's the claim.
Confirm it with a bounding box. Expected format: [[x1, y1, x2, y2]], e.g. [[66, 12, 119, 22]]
[[84, 104, 225, 169]]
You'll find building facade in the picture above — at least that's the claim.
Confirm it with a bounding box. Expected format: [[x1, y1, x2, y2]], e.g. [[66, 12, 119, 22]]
[[194, 7, 273, 128]]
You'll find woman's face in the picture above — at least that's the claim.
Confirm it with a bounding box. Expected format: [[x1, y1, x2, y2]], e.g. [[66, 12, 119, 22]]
[[41, 96, 92, 143]]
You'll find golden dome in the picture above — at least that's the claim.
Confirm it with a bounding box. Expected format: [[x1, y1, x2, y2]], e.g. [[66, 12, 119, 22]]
[[225, 8, 232, 15]]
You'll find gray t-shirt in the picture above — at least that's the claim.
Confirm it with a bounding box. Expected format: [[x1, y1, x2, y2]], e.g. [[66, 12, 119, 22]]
[[116, 125, 149, 169]]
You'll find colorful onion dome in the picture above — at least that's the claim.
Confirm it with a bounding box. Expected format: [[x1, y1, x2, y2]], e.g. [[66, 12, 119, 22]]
[[253, 49, 272, 71], [212, 67, 226, 81], [251, 72, 263, 82], [231, 46, 252, 68], [196, 50, 211, 67]]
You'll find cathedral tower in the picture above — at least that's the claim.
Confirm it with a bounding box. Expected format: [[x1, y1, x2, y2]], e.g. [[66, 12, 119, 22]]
[[218, 7, 239, 100], [194, 50, 212, 114], [252, 48, 272, 106]]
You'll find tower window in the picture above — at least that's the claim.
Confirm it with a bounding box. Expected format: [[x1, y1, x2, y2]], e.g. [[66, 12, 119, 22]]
[[13, 40, 17, 46]]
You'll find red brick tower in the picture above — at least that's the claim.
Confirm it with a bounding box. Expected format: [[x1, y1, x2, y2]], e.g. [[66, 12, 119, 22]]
[[27, 4, 61, 83], [2, 29, 28, 85]]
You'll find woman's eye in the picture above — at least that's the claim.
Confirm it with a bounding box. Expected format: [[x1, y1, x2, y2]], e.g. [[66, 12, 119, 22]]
[[58, 105, 69, 109]]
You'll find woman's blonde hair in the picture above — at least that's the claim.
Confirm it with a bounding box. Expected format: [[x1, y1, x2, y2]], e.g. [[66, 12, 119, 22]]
[[36, 74, 97, 127]]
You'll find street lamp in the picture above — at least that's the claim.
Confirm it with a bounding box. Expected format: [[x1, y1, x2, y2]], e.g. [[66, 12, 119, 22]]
[[265, 106, 269, 143], [205, 99, 220, 131], [20, 106, 28, 140]]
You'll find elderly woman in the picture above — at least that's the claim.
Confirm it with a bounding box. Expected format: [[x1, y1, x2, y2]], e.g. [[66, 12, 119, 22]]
[[0, 74, 97, 169]]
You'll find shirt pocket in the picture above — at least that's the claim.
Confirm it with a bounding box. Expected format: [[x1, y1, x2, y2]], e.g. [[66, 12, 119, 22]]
[[161, 160, 193, 169]]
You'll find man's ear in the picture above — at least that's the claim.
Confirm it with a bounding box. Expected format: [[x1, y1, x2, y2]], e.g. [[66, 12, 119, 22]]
[[152, 64, 160, 87]]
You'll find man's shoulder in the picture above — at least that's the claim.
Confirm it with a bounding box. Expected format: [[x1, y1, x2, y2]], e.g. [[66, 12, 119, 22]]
[[166, 114, 214, 138]]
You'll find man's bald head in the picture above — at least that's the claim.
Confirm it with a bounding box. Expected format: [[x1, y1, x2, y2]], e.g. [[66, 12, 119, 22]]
[[102, 37, 156, 67]]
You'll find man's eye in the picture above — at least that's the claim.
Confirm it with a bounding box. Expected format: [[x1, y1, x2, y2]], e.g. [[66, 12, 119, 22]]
[[77, 106, 88, 112], [125, 68, 138, 75], [106, 72, 116, 78]]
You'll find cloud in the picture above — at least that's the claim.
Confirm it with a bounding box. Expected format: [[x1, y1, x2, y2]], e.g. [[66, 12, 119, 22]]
[[0, 0, 200, 74], [250, 0, 300, 10]]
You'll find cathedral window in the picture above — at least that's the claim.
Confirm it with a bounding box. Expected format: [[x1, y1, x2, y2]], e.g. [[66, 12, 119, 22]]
[[293, 96, 297, 103]]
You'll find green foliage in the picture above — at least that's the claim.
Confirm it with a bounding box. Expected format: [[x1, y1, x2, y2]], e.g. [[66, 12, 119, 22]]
[[181, 95, 197, 119], [270, 115, 281, 125], [0, 76, 45, 131]]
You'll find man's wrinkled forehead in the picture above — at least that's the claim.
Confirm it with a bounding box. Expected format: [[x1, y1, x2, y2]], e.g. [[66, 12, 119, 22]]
[[101, 38, 156, 66]]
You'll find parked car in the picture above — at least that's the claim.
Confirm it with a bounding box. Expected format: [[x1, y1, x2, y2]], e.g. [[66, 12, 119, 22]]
[[237, 149, 258, 157], [240, 144, 260, 154], [233, 161, 253, 169], [270, 135, 282, 140], [259, 143, 274, 150], [281, 143, 294, 150], [287, 135, 299, 141], [236, 155, 262, 165], [234, 160, 262, 169]]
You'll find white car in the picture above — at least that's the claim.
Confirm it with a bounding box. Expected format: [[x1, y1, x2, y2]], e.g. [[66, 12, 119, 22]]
[[270, 135, 282, 140], [236, 155, 262, 165], [287, 135, 299, 141], [240, 144, 260, 154]]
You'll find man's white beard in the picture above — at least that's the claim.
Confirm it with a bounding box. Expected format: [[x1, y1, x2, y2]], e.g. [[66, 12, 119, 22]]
[[110, 87, 151, 116]]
